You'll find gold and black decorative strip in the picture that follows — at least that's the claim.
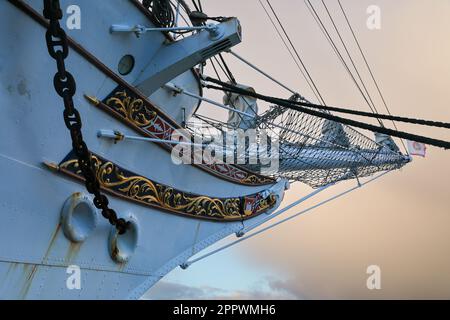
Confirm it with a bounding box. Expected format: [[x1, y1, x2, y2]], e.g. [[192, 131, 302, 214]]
[[52, 151, 277, 221], [86, 87, 275, 186]]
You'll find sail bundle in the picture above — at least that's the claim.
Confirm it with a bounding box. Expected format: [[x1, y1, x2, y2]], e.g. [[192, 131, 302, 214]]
[[189, 91, 409, 188], [257, 98, 408, 187]]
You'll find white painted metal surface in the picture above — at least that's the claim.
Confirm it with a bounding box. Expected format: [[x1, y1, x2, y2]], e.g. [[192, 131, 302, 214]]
[[0, 0, 283, 299]]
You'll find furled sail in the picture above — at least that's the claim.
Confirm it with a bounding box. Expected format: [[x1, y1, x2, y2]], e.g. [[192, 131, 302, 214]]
[[224, 84, 259, 130], [190, 93, 409, 188]]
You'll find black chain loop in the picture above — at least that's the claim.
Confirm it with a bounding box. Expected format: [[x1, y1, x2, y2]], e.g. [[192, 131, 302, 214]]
[[43, 0, 129, 234]]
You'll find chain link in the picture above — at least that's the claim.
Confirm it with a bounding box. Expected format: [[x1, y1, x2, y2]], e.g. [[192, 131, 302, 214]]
[[43, 0, 129, 234]]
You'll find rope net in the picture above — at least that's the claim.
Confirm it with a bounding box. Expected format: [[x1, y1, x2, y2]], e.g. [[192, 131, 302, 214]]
[[265, 97, 408, 187], [189, 94, 408, 188]]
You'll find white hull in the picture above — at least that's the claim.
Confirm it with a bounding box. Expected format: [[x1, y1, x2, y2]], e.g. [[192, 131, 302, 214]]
[[0, 0, 285, 299]]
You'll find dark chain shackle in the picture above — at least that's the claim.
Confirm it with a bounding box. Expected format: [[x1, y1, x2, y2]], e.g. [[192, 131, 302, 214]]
[[43, 0, 129, 234]]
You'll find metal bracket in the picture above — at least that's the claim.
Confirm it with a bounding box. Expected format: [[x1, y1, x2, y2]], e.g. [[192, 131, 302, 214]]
[[110, 23, 224, 40], [181, 108, 186, 128], [97, 129, 124, 144], [179, 262, 191, 270]]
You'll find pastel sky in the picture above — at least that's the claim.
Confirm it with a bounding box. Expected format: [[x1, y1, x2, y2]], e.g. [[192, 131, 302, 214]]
[[145, 0, 450, 299]]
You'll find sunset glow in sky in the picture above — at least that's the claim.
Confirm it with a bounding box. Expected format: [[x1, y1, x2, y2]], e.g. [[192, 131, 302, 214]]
[[145, 0, 450, 299]]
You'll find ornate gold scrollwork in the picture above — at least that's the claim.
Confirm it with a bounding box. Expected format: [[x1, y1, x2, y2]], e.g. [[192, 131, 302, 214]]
[[89, 87, 275, 186], [58, 152, 277, 221], [106, 90, 157, 127]]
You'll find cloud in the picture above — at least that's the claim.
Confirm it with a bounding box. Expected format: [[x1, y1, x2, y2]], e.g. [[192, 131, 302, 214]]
[[265, 278, 306, 300], [142, 281, 226, 300], [143, 277, 303, 300]]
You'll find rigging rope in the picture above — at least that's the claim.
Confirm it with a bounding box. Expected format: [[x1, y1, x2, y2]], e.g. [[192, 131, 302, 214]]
[[202, 77, 450, 150], [321, 0, 382, 123], [196, 0, 203, 13], [218, 53, 237, 84], [143, 0, 175, 28], [185, 83, 405, 187], [258, 0, 321, 103], [306, 0, 383, 126], [209, 58, 223, 82], [266, 0, 327, 105], [204, 77, 450, 129], [191, 0, 200, 12], [226, 49, 449, 130], [144, 0, 195, 34], [337, 0, 408, 153], [181, 170, 391, 269]]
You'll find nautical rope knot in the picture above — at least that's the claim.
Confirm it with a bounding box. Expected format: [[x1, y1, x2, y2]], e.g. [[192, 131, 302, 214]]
[[42, 0, 129, 234]]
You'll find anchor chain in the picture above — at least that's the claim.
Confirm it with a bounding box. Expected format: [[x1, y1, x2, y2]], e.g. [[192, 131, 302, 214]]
[[43, 0, 129, 234]]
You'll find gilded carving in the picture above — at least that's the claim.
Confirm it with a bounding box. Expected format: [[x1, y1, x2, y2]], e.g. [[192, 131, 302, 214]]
[[58, 152, 277, 221]]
